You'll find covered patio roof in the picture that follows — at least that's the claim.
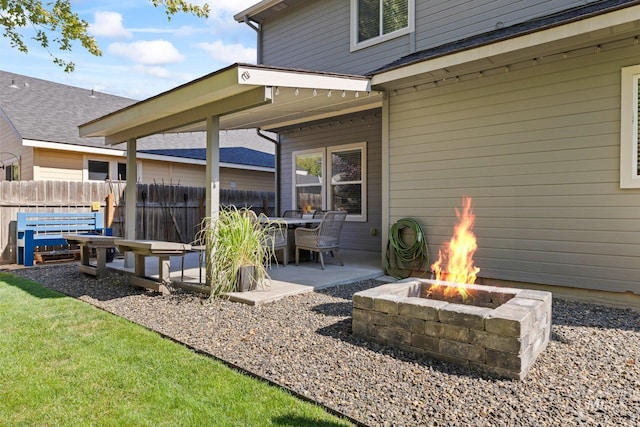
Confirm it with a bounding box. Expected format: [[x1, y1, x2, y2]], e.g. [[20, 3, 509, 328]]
[[79, 63, 380, 144], [78, 63, 381, 272]]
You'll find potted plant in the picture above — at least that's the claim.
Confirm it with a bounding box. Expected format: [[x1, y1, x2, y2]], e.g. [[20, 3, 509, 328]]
[[197, 206, 277, 297]]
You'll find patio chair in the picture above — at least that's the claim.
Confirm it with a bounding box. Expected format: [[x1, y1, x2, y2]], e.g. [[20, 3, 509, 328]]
[[312, 210, 328, 219], [264, 221, 288, 266], [243, 209, 288, 265], [282, 210, 303, 218], [295, 210, 347, 269]]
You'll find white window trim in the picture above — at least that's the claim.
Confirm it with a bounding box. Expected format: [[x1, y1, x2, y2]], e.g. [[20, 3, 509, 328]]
[[84, 157, 140, 182], [292, 143, 367, 222], [620, 65, 640, 188], [328, 142, 367, 222], [350, 0, 415, 52], [292, 148, 326, 213]]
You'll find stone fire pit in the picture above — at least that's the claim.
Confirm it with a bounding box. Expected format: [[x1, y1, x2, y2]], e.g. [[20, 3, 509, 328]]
[[352, 278, 552, 379]]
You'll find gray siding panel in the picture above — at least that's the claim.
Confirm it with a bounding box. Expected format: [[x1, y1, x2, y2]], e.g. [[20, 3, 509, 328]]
[[414, 0, 586, 52], [262, 0, 588, 75], [262, 0, 412, 75], [388, 43, 640, 293], [278, 111, 382, 253]]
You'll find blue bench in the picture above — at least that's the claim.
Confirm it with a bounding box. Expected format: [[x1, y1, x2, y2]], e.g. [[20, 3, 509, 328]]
[[16, 212, 112, 266]]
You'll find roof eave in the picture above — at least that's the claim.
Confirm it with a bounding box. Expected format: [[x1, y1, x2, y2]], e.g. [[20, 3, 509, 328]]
[[233, 0, 285, 22], [371, 3, 640, 87], [78, 64, 373, 145]]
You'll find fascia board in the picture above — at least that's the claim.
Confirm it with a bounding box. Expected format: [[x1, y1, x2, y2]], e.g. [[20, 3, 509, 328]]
[[238, 65, 371, 92], [233, 0, 284, 22]]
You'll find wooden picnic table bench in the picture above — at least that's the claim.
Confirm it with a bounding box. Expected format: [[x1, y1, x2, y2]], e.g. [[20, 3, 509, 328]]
[[63, 234, 118, 279], [115, 239, 191, 295]]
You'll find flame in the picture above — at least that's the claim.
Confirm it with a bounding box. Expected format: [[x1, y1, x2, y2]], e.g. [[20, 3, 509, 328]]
[[431, 196, 480, 299]]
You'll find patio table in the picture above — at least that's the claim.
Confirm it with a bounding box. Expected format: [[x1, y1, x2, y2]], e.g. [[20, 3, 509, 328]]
[[63, 234, 118, 279], [115, 239, 191, 295], [261, 217, 323, 263]]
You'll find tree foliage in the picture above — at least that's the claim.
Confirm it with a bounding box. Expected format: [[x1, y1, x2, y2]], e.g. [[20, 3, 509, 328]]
[[0, 0, 209, 72]]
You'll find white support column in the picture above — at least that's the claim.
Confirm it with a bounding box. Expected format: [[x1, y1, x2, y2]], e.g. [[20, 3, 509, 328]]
[[205, 116, 220, 220], [124, 137, 137, 268]]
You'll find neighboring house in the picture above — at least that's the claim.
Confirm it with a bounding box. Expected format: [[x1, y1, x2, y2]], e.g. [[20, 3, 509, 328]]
[[80, 0, 640, 297], [0, 70, 275, 190]]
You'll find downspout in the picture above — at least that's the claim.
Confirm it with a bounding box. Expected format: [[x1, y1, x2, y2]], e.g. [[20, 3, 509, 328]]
[[242, 16, 263, 64], [256, 129, 280, 216]]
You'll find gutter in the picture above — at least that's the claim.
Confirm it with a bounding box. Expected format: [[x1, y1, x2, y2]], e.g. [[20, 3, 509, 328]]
[[242, 16, 263, 64]]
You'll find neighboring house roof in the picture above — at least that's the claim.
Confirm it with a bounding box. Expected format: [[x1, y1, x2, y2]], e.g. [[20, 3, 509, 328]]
[[140, 147, 275, 169], [0, 70, 275, 162], [370, 0, 640, 75]]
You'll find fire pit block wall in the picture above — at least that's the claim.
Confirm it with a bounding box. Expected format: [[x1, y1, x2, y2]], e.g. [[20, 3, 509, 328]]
[[352, 279, 552, 380]]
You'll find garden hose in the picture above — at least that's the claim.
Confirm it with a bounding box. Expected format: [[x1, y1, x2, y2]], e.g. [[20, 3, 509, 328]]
[[385, 218, 429, 279]]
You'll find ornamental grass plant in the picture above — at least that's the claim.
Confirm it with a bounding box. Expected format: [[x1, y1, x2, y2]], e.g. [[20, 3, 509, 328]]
[[197, 207, 278, 298]]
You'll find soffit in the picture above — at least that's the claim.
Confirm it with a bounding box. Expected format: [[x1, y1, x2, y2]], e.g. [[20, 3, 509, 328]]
[[78, 64, 378, 145]]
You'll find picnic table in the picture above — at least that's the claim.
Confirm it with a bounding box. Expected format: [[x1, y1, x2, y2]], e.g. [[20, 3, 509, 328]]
[[63, 234, 118, 279], [115, 240, 191, 295]]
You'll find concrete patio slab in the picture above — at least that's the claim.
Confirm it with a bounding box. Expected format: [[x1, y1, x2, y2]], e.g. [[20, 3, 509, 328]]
[[108, 249, 387, 305]]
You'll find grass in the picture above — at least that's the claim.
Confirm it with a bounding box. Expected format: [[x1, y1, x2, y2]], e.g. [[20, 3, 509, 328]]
[[0, 273, 353, 426]]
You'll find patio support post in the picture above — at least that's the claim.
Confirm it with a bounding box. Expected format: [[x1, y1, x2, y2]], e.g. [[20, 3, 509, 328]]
[[124, 137, 138, 268], [205, 115, 220, 220], [204, 116, 220, 287], [381, 92, 390, 267]]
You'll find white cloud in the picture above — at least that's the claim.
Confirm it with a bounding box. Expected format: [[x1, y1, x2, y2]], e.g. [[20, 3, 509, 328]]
[[133, 65, 172, 79], [108, 40, 185, 65], [195, 40, 256, 64], [90, 11, 132, 38]]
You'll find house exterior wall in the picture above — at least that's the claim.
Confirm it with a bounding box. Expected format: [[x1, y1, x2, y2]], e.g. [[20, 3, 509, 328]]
[[278, 110, 382, 252], [34, 148, 84, 181], [30, 149, 274, 191], [0, 116, 32, 181], [260, 0, 586, 75], [141, 159, 274, 191], [386, 42, 640, 294]]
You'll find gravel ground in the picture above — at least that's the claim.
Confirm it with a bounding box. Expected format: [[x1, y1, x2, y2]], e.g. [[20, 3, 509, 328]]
[[9, 264, 640, 427]]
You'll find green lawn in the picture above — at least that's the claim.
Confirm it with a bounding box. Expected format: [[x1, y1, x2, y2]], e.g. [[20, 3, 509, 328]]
[[0, 273, 353, 426]]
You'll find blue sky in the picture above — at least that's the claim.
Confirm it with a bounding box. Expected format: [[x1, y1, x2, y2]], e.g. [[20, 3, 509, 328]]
[[0, 0, 259, 100]]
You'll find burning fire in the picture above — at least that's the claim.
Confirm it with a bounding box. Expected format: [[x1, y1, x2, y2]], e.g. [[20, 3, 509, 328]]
[[431, 196, 480, 299]]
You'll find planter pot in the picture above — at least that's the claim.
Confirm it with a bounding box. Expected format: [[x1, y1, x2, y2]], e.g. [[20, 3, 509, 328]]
[[235, 265, 257, 292]]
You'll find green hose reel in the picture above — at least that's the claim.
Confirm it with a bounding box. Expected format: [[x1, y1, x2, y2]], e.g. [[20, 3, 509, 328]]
[[385, 218, 429, 279]]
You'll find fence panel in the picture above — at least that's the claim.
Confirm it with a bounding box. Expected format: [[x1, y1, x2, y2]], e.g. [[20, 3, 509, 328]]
[[0, 180, 275, 263]]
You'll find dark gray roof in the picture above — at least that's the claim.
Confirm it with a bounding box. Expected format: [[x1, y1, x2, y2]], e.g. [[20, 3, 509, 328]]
[[0, 70, 133, 149], [0, 70, 276, 157], [140, 147, 275, 169], [370, 0, 640, 75]]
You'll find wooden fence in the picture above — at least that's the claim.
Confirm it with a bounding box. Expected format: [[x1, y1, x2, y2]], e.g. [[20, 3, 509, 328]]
[[0, 181, 275, 264]]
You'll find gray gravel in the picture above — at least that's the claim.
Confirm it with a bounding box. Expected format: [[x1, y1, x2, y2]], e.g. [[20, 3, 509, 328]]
[[10, 264, 640, 427]]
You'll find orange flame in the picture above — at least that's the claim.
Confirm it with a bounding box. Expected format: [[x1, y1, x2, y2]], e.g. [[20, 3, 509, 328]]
[[431, 196, 480, 299]]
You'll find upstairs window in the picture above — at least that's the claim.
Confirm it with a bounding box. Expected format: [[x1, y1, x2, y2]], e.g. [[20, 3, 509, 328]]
[[351, 0, 414, 51], [620, 65, 640, 188]]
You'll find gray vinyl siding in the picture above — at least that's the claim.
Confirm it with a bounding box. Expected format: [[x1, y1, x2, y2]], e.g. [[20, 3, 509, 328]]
[[262, 0, 412, 75], [387, 43, 640, 294], [261, 0, 587, 75], [414, 0, 586, 52], [277, 111, 382, 253]]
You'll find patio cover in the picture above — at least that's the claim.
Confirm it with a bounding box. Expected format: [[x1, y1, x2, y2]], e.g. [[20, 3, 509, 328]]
[[78, 63, 380, 266]]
